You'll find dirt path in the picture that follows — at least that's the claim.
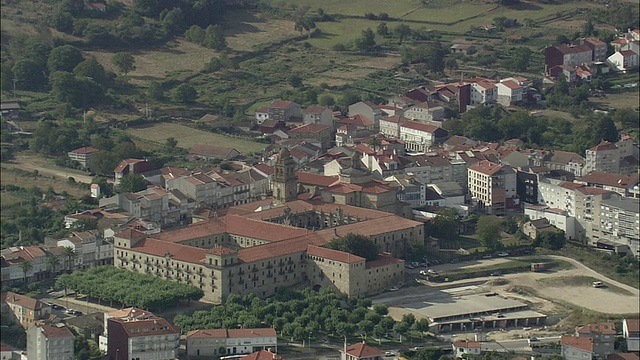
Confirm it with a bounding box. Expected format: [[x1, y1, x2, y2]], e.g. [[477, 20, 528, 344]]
[[3, 155, 96, 184]]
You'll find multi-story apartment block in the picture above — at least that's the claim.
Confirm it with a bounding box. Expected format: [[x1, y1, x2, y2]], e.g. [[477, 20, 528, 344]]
[[468, 160, 517, 215], [578, 37, 608, 62], [593, 193, 639, 257], [385, 174, 426, 208], [623, 318, 640, 352], [186, 328, 277, 357], [99, 186, 196, 225], [576, 322, 616, 357], [67, 146, 99, 169], [578, 171, 640, 198], [524, 205, 575, 239], [267, 100, 302, 122], [55, 230, 113, 270], [404, 153, 454, 185], [0, 246, 48, 285], [585, 141, 621, 173], [288, 123, 333, 151], [402, 101, 445, 122], [26, 324, 75, 360], [470, 81, 497, 105], [1, 292, 51, 328], [107, 314, 179, 360], [349, 101, 383, 129], [496, 80, 524, 106], [545, 43, 594, 73], [166, 172, 224, 207], [561, 336, 595, 360], [379, 116, 448, 152], [303, 105, 334, 128]]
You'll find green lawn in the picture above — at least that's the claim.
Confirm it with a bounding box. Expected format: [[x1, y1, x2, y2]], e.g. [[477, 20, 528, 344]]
[[125, 122, 267, 155], [268, 0, 420, 18]]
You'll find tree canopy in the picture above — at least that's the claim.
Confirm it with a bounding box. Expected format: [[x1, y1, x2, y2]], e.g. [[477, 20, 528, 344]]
[[55, 266, 203, 311], [325, 233, 379, 261]]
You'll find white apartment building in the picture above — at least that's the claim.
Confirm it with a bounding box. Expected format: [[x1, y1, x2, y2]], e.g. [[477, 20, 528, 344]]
[[26, 324, 75, 360], [524, 205, 576, 239], [496, 80, 524, 106], [537, 179, 580, 217], [470, 81, 497, 105], [468, 160, 517, 216], [404, 153, 454, 185], [593, 193, 640, 257], [186, 328, 278, 357], [402, 101, 445, 122]]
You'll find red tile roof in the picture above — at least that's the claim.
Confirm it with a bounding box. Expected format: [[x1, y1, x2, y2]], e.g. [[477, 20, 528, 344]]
[[340, 114, 374, 127], [241, 350, 283, 360], [296, 171, 339, 187], [189, 144, 239, 158], [469, 160, 506, 176], [187, 328, 277, 339], [112, 316, 178, 338], [130, 238, 207, 263], [289, 123, 331, 134], [238, 233, 326, 263], [365, 253, 404, 269], [401, 120, 447, 135], [305, 105, 329, 114], [499, 80, 522, 90], [624, 318, 639, 333], [575, 187, 612, 196], [1, 292, 45, 311], [580, 171, 639, 188], [253, 163, 274, 176], [307, 245, 365, 264], [561, 336, 594, 352], [620, 50, 637, 57], [40, 324, 75, 338], [577, 322, 616, 335], [344, 343, 384, 357], [608, 354, 640, 360], [69, 146, 99, 154], [270, 100, 295, 109], [453, 341, 482, 349], [588, 140, 618, 152], [475, 81, 497, 90]]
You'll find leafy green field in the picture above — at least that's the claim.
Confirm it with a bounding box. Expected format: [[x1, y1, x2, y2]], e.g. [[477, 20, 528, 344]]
[[125, 122, 267, 155], [266, 0, 421, 18]]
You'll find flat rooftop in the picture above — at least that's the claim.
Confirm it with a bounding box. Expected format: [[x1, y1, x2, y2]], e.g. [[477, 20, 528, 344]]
[[404, 293, 531, 321]]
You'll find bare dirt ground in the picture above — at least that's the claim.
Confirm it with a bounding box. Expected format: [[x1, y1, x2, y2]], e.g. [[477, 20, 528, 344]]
[[381, 255, 639, 331], [2, 154, 95, 184]]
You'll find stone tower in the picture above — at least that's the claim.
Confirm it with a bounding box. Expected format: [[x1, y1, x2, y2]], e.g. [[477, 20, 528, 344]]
[[273, 147, 297, 203]]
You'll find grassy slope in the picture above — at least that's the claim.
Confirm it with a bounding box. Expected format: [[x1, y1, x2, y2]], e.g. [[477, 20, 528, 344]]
[[124, 122, 267, 155]]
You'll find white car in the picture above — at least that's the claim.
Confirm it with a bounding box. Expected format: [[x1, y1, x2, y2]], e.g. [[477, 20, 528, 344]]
[[497, 252, 509, 257], [389, 286, 399, 292], [385, 352, 394, 356], [419, 270, 428, 276], [427, 269, 438, 274]]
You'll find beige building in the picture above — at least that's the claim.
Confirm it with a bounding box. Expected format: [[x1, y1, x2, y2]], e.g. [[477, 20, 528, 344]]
[[1, 292, 51, 329], [26, 324, 75, 360], [186, 328, 277, 357], [468, 160, 517, 216]]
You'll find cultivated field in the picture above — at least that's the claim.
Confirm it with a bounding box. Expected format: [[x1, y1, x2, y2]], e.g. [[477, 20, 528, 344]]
[[0, 165, 88, 198], [87, 40, 220, 84], [124, 122, 267, 155], [223, 10, 298, 52]]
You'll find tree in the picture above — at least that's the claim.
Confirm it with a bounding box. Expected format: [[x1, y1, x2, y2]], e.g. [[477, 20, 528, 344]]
[[294, 17, 316, 39], [288, 74, 303, 88], [394, 24, 412, 44], [117, 174, 147, 193], [147, 81, 165, 100], [171, 83, 197, 103], [12, 59, 47, 91], [427, 208, 460, 241], [112, 52, 136, 75], [49, 10, 75, 33], [73, 57, 106, 85], [373, 303, 388, 316], [477, 216, 503, 250], [63, 246, 77, 272], [164, 137, 178, 152], [48, 45, 84, 73], [1, 62, 13, 91], [394, 321, 409, 343], [19, 259, 33, 286], [377, 22, 389, 37], [414, 318, 430, 334], [613, 108, 639, 129], [185, 25, 206, 44], [319, 94, 335, 107], [401, 313, 416, 328], [325, 233, 379, 261], [536, 231, 566, 250], [446, 58, 458, 73], [161, 7, 185, 35], [505, 46, 531, 72], [354, 28, 376, 51], [203, 25, 227, 51], [46, 254, 61, 277]]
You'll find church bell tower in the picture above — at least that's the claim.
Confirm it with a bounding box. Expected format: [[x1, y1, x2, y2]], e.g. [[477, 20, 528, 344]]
[[273, 147, 297, 203]]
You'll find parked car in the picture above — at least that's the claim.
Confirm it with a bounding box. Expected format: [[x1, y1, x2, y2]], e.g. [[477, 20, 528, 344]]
[[389, 286, 399, 292], [482, 254, 492, 259], [497, 252, 509, 257], [427, 269, 438, 274], [385, 352, 395, 356], [592, 281, 605, 288], [419, 270, 428, 276], [490, 271, 502, 276]]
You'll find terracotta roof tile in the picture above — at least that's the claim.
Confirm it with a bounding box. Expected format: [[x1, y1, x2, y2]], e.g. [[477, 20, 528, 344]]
[[40, 324, 75, 338], [624, 318, 639, 333], [469, 160, 507, 176], [307, 245, 365, 263], [576, 322, 616, 335], [588, 140, 618, 152], [296, 171, 339, 187], [69, 146, 99, 154], [241, 350, 283, 360], [561, 336, 594, 352], [1, 292, 45, 311], [289, 123, 331, 134], [344, 343, 384, 357], [112, 316, 178, 338], [580, 171, 639, 188]]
